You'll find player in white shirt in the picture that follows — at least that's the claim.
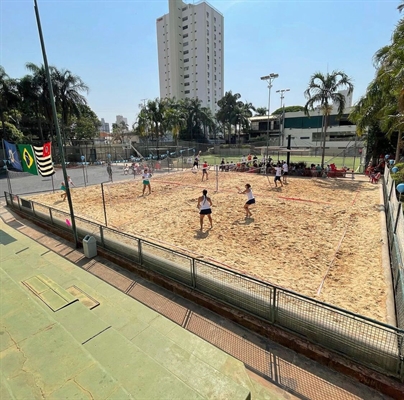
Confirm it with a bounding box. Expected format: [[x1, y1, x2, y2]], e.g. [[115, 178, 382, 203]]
[[142, 168, 152, 195], [237, 183, 255, 218], [274, 163, 284, 187], [282, 162, 289, 184]]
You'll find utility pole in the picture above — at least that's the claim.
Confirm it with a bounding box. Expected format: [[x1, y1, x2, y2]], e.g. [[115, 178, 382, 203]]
[[276, 89, 290, 146]]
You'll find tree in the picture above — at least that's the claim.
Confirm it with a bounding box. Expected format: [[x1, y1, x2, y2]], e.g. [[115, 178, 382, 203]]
[[255, 107, 267, 116], [304, 71, 354, 168], [216, 91, 242, 143], [180, 97, 212, 142], [350, 12, 404, 163], [231, 101, 255, 146], [0, 66, 20, 141], [272, 105, 305, 115]]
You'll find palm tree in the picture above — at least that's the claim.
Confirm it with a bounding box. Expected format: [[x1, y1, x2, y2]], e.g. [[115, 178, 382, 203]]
[[0, 66, 20, 140], [231, 101, 255, 146], [255, 107, 267, 116], [53, 68, 88, 143], [304, 70, 354, 168], [216, 91, 242, 143], [398, 1, 404, 13]]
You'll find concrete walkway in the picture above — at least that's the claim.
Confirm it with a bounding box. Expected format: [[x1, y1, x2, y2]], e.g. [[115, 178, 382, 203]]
[[0, 202, 393, 399]]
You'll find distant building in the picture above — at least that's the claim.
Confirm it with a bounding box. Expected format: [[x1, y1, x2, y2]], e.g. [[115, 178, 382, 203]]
[[116, 115, 128, 126], [99, 118, 110, 133], [249, 92, 364, 158], [156, 0, 224, 114]]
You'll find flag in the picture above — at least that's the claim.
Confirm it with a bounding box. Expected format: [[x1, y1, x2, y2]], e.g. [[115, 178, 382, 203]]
[[33, 142, 54, 177], [3, 140, 23, 171], [17, 144, 38, 175]]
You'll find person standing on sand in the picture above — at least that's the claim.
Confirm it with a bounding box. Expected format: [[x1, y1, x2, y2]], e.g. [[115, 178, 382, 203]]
[[201, 161, 209, 181], [107, 163, 113, 182], [237, 183, 255, 218], [60, 181, 67, 201], [282, 161, 288, 184], [197, 189, 213, 231], [142, 168, 152, 195], [274, 163, 283, 187]]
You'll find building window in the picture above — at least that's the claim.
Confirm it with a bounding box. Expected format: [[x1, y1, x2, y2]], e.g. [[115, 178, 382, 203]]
[[184, 66, 189, 71], [207, 72, 210, 78], [207, 30, 209, 36], [208, 96, 210, 102], [214, 26, 216, 32], [184, 82, 190, 87], [183, 42, 189, 47], [207, 55, 210, 61], [207, 21, 209, 27], [182, 6, 187, 11], [184, 50, 189, 55], [183, 33, 188, 38], [207, 11, 209, 17], [214, 42, 216, 48], [182, 16, 188, 21], [185, 90, 190, 94], [208, 80, 210, 85], [184, 58, 189, 63], [214, 74, 216, 80], [207, 38, 209, 44], [184, 74, 189, 78], [207, 47, 209, 52], [214, 51, 216, 56], [208, 88, 210, 94], [207, 63, 210, 69], [214, 34, 216, 40], [183, 25, 188, 30]]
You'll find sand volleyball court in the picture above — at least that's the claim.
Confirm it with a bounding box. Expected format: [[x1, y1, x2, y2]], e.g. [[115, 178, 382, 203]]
[[29, 170, 387, 322]]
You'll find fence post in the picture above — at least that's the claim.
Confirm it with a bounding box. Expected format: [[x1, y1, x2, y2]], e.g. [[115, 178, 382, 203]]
[[394, 203, 402, 234], [271, 287, 277, 323], [138, 240, 143, 266], [388, 180, 394, 201], [99, 226, 105, 248], [49, 208, 53, 225], [191, 258, 196, 288]]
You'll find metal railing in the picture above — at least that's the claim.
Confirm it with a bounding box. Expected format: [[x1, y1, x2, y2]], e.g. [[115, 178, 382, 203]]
[[383, 166, 404, 330], [4, 191, 404, 382]]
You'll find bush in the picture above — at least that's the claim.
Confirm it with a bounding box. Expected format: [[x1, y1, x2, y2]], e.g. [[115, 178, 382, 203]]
[[391, 162, 404, 186]]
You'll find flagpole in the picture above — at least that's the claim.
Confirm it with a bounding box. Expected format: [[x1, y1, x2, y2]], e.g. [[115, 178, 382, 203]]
[[33, 0, 79, 248], [3, 139, 12, 194]]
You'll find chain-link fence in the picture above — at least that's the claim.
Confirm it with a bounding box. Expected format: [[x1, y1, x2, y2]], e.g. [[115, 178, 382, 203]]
[[383, 166, 404, 330], [5, 191, 404, 382]]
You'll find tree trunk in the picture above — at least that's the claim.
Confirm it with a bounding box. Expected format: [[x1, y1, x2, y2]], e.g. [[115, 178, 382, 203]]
[[395, 129, 402, 163], [321, 114, 328, 169]]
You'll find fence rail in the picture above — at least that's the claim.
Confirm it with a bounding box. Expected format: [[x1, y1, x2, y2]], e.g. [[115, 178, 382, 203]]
[[383, 166, 404, 330], [4, 191, 404, 382]]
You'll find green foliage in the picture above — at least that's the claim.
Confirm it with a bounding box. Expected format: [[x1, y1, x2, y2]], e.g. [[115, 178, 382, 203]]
[[391, 162, 404, 185], [272, 105, 305, 115]]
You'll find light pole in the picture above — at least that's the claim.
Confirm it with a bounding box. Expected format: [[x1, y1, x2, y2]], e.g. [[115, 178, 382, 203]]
[[261, 73, 279, 162], [276, 88, 290, 146]]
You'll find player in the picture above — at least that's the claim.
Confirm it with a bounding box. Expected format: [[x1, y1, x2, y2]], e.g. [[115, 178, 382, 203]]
[[201, 161, 209, 181], [142, 168, 152, 195], [274, 163, 283, 187], [197, 189, 213, 231], [237, 183, 255, 218]]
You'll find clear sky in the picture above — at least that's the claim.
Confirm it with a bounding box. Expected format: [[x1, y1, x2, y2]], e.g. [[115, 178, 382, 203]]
[[0, 0, 402, 127]]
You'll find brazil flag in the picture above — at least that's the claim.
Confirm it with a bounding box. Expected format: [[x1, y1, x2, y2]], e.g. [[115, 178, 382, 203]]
[[17, 144, 38, 175]]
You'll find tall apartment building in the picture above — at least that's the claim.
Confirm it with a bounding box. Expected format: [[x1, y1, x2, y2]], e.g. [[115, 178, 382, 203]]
[[156, 0, 224, 114], [99, 118, 110, 133]]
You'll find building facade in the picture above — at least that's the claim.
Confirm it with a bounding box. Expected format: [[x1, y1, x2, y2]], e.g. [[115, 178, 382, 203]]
[[156, 0, 224, 114], [249, 107, 365, 157], [99, 118, 110, 133]]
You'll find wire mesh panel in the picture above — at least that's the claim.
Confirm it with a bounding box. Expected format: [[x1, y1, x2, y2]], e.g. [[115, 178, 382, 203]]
[[194, 260, 274, 321], [74, 216, 101, 241], [276, 290, 402, 377], [141, 241, 193, 286], [102, 227, 140, 264], [396, 269, 404, 330]]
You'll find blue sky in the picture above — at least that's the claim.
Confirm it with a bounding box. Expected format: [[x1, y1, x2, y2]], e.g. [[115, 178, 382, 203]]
[[0, 0, 402, 127]]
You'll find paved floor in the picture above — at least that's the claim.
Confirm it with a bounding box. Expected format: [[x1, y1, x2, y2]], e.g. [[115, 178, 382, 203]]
[[0, 201, 393, 399]]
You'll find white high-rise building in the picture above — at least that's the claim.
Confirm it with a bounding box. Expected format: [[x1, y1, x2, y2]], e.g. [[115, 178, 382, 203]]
[[156, 0, 224, 114]]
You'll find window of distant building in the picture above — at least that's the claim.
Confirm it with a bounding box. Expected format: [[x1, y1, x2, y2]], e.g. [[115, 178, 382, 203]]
[[185, 90, 190, 94], [207, 30, 209, 36], [207, 21, 209, 27], [184, 50, 189, 55], [182, 6, 187, 11], [184, 82, 190, 87], [183, 25, 188, 30], [183, 33, 188, 38], [182, 16, 188, 21], [184, 42, 189, 47], [207, 11, 209, 17], [207, 56, 210, 61], [184, 58, 189, 63], [207, 38, 209, 44], [207, 47, 209, 52], [184, 74, 189, 78]]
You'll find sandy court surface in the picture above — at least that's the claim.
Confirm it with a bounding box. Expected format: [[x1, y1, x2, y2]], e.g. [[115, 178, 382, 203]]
[[29, 170, 387, 322]]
